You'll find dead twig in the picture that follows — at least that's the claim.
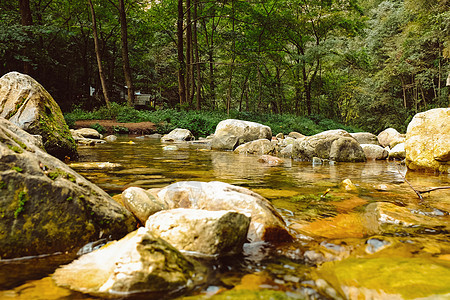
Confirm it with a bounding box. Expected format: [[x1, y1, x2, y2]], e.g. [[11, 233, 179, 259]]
[[395, 164, 423, 201], [418, 186, 450, 194]]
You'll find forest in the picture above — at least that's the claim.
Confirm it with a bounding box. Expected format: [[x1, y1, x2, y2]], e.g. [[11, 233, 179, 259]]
[[1, 0, 449, 133]]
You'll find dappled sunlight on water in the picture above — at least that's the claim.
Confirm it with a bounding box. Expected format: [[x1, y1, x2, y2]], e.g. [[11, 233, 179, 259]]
[[2, 136, 450, 299]]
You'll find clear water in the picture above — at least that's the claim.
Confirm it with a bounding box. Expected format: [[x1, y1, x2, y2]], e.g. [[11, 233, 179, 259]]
[[1, 136, 450, 299]]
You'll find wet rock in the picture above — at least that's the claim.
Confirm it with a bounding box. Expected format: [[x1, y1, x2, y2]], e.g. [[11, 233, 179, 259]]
[[69, 161, 123, 170], [146, 133, 162, 139], [377, 127, 403, 148], [405, 108, 450, 173], [104, 135, 117, 142], [258, 155, 284, 166], [53, 227, 195, 298], [350, 132, 380, 145], [315, 257, 450, 299], [365, 237, 391, 254], [312, 157, 323, 165], [340, 179, 357, 192], [121, 187, 167, 224], [0, 71, 77, 159], [360, 144, 388, 160], [365, 202, 448, 230], [211, 119, 272, 151], [163, 145, 179, 151], [0, 118, 135, 258], [292, 130, 366, 162], [72, 128, 102, 139], [146, 208, 250, 256], [234, 139, 276, 155], [161, 128, 194, 142], [156, 181, 292, 243], [388, 142, 406, 160]]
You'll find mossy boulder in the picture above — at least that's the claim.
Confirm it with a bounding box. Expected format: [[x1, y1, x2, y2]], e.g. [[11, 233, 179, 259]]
[[0, 118, 136, 259], [315, 257, 450, 299], [0, 71, 77, 160]]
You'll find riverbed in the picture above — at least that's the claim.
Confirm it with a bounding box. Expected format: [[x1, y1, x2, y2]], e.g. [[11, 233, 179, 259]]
[[1, 136, 450, 299]]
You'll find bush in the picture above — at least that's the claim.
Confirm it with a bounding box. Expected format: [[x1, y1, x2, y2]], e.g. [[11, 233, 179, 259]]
[[90, 123, 105, 134], [65, 105, 360, 137]]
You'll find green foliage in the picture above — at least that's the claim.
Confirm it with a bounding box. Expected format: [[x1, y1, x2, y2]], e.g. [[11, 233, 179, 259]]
[[14, 191, 29, 218], [0, 181, 6, 189], [112, 125, 129, 134], [90, 123, 105, 134], [11, 166, 22, 173]]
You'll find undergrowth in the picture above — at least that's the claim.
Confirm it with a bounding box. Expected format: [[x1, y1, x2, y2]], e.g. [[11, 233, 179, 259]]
[[64, 102, 361, 137]]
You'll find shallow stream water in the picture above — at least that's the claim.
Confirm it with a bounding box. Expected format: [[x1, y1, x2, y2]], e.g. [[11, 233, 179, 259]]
[[1, 136, 450, 299]]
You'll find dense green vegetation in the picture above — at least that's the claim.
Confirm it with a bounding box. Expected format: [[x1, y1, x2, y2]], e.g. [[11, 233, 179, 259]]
[[64, 103, 360, 137], [1, 0, 449, 133]]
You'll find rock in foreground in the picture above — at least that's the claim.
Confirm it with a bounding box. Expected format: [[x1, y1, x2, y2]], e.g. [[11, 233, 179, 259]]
[[156, 181, 292, 243], [405, 108, 450, 173], [0, 118, 135, 258], [0, 71, 77, 159], [146, 208, 250, 256], [53, 227, 194, 298]]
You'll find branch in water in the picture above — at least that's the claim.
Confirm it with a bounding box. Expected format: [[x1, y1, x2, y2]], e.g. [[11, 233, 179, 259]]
[[418, 186, 450, 194]]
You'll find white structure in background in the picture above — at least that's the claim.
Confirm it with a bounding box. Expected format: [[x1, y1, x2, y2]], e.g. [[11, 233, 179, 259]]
[[124, 87, 153, 106]]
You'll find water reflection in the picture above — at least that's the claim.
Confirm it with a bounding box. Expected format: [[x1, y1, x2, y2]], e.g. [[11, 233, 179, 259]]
[[2, 136, 450, 299]]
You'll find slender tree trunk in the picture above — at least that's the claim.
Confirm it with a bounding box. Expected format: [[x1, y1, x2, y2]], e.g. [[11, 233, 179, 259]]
[[18, 0, 33, 74], [88, 0, 111, 109], [226, 0, 235, 115], [119, 0, 135, 107], [177, 0, 186, 106], [193, 0, 202, 110], [185, 0, 192, 106]]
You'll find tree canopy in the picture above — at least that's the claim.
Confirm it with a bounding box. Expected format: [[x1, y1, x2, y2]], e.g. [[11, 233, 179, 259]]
[[1, 0, 449, 132]]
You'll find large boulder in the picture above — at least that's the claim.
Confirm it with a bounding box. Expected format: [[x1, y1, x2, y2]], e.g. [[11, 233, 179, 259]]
[[0, 72, 77, 159], [350, 132, 380, 145], [0, 118, 135, 258], [161, 128, 194, 142], [53, 227, 195, 298], [146, 208, 250, 256], [154, 181, 292, 243], [292, 129, 366, 162], [211, 119, 272, 151], [234, 139, 277, 155], [405, 108, 450, 173], [388, 142, 406, 160], [377, 128, 403, 148]]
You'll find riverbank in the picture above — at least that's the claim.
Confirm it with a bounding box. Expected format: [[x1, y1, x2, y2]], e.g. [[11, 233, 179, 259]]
[[74, 120, 156, 135]]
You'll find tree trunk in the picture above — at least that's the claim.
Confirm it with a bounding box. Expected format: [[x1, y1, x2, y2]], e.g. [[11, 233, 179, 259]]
[[88, 0, 111, 109], [226, 0, 235, 115], [18, 0, 33, 74], [177, 0, 186, 106], [193, 0, 202, 110], [185, 0, 192, 106], [119, 0, 135, 107]]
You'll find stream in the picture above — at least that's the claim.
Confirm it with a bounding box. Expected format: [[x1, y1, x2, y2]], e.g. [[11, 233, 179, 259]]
[[1, 136, 450, 299]]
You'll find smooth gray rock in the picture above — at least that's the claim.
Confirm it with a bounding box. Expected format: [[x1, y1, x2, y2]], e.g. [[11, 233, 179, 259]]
[[161, 128, 194, 142]]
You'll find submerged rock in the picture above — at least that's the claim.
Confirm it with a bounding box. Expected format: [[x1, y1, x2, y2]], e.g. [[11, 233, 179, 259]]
[[0, 118, 135, 258], [211, 119, 272, 151], [405, 108, 450, 173], [155, 181, 292, 243], [53, 227, 195, 298], [0, 72, 77, 159], [315, 257, 450, 299], [258, 155, 284, 166], [146, 208, 250, 256]]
